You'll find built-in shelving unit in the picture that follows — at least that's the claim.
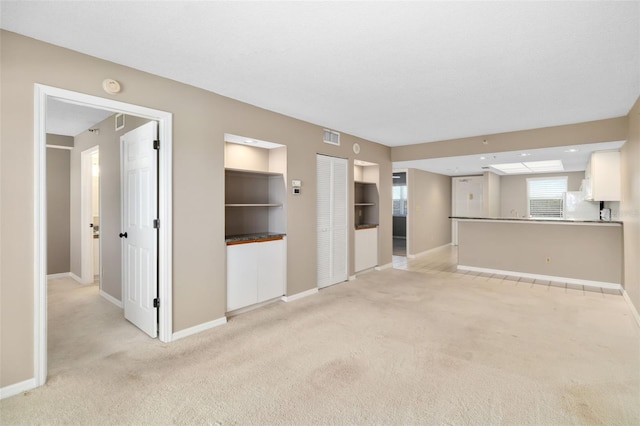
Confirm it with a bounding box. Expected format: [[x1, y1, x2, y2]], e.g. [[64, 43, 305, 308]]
[[354, 161, 380, 272], [225, 168, 286, 237], [224, 135, 288, 313], [354, 181, 379, 228]]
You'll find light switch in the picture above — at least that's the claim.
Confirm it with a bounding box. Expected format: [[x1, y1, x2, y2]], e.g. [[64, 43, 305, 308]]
[[292, 180, 301, 188]]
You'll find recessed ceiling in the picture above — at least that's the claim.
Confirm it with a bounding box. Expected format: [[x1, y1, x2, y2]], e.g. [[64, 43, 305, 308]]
[[393, 141, 626, 177], [1, 2, 638, 147]]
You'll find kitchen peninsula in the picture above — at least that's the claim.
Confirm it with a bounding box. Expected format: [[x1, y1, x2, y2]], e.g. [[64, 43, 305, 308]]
[[451, 217, 623, 291]]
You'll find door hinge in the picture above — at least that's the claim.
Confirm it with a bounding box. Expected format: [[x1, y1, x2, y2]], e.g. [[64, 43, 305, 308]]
[[153, 140, 160, 150], [153, 298, 160, 308], [153, 219, 160, 229]]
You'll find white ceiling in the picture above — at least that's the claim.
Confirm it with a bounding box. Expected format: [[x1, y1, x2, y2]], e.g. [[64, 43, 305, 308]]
[[1, 1, 638, 147], [46, 98, 113, 137]]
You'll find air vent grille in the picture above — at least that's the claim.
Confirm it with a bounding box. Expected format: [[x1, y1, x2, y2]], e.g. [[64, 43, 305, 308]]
[[323, 129, 340, 146]]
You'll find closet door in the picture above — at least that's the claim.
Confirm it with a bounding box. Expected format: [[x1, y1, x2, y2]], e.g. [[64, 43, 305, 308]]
[[317, 154, 348, 288]]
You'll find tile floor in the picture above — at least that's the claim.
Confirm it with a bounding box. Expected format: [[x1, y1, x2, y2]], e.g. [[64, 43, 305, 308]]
[[392, 244, 622, 296]]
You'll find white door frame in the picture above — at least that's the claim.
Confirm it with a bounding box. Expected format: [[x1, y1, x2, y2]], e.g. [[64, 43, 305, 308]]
[[34, 84, 173, 388], [80, 145, 99, 284]]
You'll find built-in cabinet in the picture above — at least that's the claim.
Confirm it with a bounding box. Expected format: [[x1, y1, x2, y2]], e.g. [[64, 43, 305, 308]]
[[355, 227, 377, 271], [354, 163, 379, 272], [225, 169, 286, 236], [584, 150, 620, 201], [224, 137, 287, 313], [227, 238, 285, 311]]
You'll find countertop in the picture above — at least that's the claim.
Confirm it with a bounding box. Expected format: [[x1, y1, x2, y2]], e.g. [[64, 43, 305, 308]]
[[225, 232, 286, 244], [449, 216, 622, 225], [355, 223, 378, 230]]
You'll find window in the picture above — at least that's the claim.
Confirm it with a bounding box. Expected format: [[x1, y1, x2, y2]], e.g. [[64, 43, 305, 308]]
[[527, 177, 568, 218], [393, 185, 407, 216]]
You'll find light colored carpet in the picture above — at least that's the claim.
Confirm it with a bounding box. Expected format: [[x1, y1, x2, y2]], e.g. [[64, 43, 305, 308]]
[[1, 267, 639, 425]]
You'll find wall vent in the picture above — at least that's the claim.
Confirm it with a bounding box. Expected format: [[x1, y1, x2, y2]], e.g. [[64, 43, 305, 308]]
[[323, 129, 340, 146]]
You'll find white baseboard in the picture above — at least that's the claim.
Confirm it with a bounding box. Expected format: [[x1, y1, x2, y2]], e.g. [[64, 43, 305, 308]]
[[69, 272, 84, 284], [47, 272, 70, 279], [172, 316, 227, 341], [348, 275, 357, 281], [281, 288, 318, 302], [100, 290, 122, 308], [407, 243, 451, 259], [457, 265, 623, 291], [622, 290, 640, 328], [375, 262, 393, 271], [0, 377, 36, 400]]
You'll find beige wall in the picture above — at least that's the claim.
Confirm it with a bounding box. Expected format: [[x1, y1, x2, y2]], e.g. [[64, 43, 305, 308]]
[[47, 133, 73, 148], [483, 171, 501, 217], [407, 168, 451, 255], [621, 97, 640, 312], [392, 117, 628, 162], [458, 220, 623, 285], [0, 30, 392, 388], [46, 140, 71, 275], [499, 171, 585, 218], [70, 114, 151, 299]]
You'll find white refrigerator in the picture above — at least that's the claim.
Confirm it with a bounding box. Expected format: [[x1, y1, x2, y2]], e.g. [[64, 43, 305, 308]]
[[564, 191, 599, 220]]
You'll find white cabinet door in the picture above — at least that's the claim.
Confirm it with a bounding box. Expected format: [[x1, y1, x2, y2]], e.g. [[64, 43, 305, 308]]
[[355, 228, 378, 272], [227, 243, 258, 311], [591, 151, 621, 201], [257, 239, 285, 302]]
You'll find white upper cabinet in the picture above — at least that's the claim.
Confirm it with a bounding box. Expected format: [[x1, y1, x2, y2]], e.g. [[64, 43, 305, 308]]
[[584, 151, 620, 201]]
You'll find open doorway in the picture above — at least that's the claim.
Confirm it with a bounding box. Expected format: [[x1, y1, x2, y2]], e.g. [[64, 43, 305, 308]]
[[34, 84, 173, 388], [392, 171, 407, 256]]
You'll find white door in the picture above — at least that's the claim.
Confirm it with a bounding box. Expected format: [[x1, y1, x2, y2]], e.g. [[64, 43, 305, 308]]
[[317, 155, 348, 288], [121, 121, 158, 337], [451, 176, 484, 245]]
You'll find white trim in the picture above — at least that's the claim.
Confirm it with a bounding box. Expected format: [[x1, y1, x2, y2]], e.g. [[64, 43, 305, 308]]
[[457, 265, 622, 291], [69, 272, 83, 284], [281, 287, 319, 302], [81, 146, 98, 285], [46, 272, 71, 279], [45, 144, 73, 150], [171, 317, 227, 341], [408, 243, 452, 260], [348, 275, 357, 281], [100, 290, 123, 308], [622, 290, 640, 328], [0, 378, 37, 400], [33, 84, 174, 393], [34, 85, 47, 388], [375, 262, 393, 271]]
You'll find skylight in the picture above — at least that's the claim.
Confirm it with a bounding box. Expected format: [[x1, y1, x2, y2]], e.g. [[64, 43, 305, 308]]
[[490, 160, 564, 175]]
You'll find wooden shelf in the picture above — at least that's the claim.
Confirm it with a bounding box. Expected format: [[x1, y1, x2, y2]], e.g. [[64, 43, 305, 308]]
[[355, 203, 375, 206], [225, 168, 283, 177], [225, 203, 282, 207]]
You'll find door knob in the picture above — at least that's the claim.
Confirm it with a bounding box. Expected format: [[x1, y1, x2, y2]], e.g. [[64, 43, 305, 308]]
[[119, 232, 128, 238]]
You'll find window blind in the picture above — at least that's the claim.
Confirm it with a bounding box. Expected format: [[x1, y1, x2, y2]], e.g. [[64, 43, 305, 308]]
[[527, 177, 567, 218]]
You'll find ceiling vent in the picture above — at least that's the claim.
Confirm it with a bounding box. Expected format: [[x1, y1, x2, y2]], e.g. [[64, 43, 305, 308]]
[[323, 129, 340, 146]]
